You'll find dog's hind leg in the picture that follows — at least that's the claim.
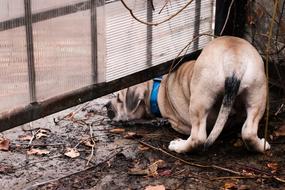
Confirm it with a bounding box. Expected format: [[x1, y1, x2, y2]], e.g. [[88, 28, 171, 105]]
[[241, 83, 270, 152], [168, 88, 216, 153]]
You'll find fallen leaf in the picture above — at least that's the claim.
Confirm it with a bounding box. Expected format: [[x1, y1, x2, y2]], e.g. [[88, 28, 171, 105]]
[[145, 185, 165, 190], [159, 169, 172, 176], [109, 128, 125, 134], [148, 160, 165, 177], [18, 134, 33, 141], [138, 144, 150, 151], [241, 169, 254, 176], [35, 129, 50, 139], [238, 184, 250, 190], [273, 124, 285, 137], [128, 167, 149, 176], [0, 164, 15, 174], [124, 132, 142, 139], [129, 160, 166, 177], [83, 138, 96, 148], [223, 181, 237, 190], [0, 137, 10, 151], [267, 162, 278, 173], [64, 147, 80, 158], [27, 148, 50, 155]]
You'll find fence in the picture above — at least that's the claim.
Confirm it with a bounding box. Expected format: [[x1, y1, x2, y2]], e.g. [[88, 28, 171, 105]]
[[0, 0, 219, 131]]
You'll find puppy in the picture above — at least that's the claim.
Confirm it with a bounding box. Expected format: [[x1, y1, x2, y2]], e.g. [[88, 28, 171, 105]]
[[105, 36, 270, 153]]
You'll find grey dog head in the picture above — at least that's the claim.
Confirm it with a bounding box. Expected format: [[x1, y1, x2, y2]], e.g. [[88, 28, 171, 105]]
[[105, 84, 151, 121]]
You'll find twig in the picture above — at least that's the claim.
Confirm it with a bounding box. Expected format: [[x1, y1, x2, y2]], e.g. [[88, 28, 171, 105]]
[[264, 0, 279, 151], [159, 0, 171, 14], [25, 148, 124, 190], [275, 103, 284, 116], [211, 176, 267, 180], [28, 129, 37, 146], [120, 0, 194, 26], [138, 140, 241, 175], [54, 102, 91, 124], [220, 0, 235, 36], [12, 143, 64, 147], [138, 140, 285, 183], [86, 125, 95, 166]]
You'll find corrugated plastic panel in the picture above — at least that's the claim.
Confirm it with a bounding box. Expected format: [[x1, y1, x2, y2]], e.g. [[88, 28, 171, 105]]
[[0, 26, 29, 112], [0, 0, 24, 22], [31, 0, 83, 12], [0, 0, 215, 124], [32, 3, 93, 101], [105, 0, 214, 81]]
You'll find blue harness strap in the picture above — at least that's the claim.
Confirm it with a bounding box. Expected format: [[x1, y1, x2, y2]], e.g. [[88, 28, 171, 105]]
[[150, 76, 162, 117]]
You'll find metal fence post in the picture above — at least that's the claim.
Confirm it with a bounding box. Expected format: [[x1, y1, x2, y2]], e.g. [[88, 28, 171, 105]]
[[193, 0, 201, 51], [91, 0, 98, 83], [24, 0, 37, 102], [146, 0, 153, 66]]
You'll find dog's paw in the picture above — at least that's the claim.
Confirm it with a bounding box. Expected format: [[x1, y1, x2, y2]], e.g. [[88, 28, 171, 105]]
[[259, 138, 271, 151], [168, 139, 188, 153]]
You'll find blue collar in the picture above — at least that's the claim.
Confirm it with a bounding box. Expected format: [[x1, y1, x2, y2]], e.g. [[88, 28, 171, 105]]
[[150, 77, 162, 117]]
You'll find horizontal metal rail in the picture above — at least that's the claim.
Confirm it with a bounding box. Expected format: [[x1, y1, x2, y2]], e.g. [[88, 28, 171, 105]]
[[0, 50, 200, 132], [0, 0, 102, 32]]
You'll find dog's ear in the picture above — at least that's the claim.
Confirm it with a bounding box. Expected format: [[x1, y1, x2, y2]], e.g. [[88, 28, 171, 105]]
[[125, 86, 146, 113]]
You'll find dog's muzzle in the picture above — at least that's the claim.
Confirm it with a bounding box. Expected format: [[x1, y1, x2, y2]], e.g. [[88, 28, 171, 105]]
[[104, 101, 115, 120]]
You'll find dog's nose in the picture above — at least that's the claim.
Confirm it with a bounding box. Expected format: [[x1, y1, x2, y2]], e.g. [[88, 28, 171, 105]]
[[107, 109, 115, 120], [104, 101, 112, 109], [104, 102, 115, 120]]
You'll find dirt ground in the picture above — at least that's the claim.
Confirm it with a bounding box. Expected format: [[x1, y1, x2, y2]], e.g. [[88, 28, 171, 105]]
[[0, 94, 285, 190]]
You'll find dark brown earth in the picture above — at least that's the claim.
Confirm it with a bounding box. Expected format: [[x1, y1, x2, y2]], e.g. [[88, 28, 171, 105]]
[[0, 94, 285, 190]]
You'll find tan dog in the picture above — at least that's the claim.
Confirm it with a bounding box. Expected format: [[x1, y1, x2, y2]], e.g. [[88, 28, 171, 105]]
[[105, 36, 270, 153]]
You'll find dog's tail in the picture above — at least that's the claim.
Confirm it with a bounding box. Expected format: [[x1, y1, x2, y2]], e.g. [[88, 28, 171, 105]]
[[204, 74, 241, 149]]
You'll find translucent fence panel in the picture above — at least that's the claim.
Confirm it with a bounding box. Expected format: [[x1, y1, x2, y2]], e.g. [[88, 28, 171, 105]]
[[0, 0, 29, 113], [105, 0, 214, 81], [32, 9, 92, 101], [31, 0, 83, 12], [0, 0, 25, 21], [0, 0, 215, 130]]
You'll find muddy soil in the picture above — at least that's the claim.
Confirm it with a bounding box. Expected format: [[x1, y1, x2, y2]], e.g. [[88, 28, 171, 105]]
[[0, 94, 285, 190]]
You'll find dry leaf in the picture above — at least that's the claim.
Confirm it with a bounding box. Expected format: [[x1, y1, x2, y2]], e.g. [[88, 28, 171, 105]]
[[267, 162, 278, 173], [109, 128, 125, 134], [27, 148, 50, 155], [64, 147, 80, 158], [223, 181, 237, 190], [18, 134, 33, 141], [124, 132, 142, 139], [273, 124, 285, 137], [145, 185, 165, 190], [0, 137, 10, 151], [241, 169, 254, 176], [148, 160, 165, 177], [128, 167, 149, 176], [35, 129, 50, 139], [138, 144, 150, 151], [129, 160, 165, 177], [159, 169, 172, 177], [83, 139, 96, 148], [0, 164, 15, 174]]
